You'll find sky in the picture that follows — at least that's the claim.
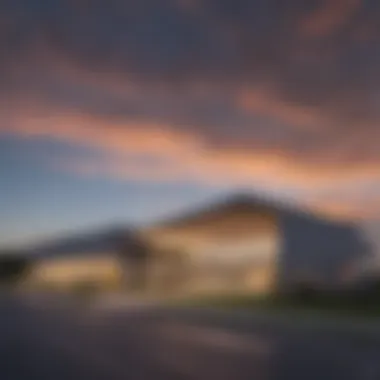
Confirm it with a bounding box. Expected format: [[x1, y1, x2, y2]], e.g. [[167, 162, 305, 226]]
[[2, 0, 380, 247]]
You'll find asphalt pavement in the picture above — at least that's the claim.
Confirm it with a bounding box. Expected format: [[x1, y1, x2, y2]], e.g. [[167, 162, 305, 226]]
[[1, 294, 380, 380]]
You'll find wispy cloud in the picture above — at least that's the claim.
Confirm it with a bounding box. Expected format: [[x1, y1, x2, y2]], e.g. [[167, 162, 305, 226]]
[[3, 104, 380, 219], [299, 0, 362, 37], [2, 0, 380, 219]]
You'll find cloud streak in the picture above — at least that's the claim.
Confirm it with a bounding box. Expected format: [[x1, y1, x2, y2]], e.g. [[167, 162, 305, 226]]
[[3, 104, 380, 219], [299, 0, 361, 37], [2, 0, 380, 219]]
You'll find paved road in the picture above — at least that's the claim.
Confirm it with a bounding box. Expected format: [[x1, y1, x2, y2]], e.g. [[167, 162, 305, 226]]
[[1, 294, 380, 380]]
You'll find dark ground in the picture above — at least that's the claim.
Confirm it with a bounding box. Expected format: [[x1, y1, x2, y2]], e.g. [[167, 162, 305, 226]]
[[1, 294, 380, 380]]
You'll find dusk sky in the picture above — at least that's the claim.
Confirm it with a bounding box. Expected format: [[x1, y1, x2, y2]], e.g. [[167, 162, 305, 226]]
[[2, 0, 380, 247]]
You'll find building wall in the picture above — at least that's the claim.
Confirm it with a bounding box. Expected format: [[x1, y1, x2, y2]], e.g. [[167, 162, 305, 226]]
[[143, 206, 372, 296], [142, 209, 280, 295], [277, 212, 371, 292], [24, 254, 124, 291]]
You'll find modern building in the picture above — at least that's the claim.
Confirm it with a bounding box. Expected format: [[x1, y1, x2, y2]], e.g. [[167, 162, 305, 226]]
[[22, 228, 150, 292], [141, 195, 371, 296], [14, 195, 372, 297]]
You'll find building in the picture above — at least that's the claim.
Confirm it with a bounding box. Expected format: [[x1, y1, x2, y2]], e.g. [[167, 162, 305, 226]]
[[278, 210, 371, 293], [22, 228, 150, 292], [15, 195, 372, 297], [141, 195, 371, 296]]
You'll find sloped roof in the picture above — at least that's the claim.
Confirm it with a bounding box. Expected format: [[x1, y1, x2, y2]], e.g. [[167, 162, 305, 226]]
[[146, 193, 355, 232], [29, 226, 138, 259]]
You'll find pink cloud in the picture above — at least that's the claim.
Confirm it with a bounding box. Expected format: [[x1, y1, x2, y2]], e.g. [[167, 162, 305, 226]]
[[299, 0, 361, 37], [238, 88, 324, 130], [2, 89, 380, 220]]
